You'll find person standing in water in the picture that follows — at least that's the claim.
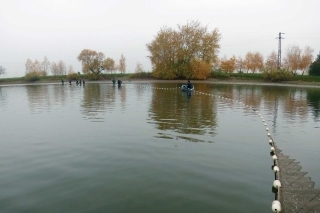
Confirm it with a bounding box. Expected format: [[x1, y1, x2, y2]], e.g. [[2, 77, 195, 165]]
[[117, 79, 122, 86]]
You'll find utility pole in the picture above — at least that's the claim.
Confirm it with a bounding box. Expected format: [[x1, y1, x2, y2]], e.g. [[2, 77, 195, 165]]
[[276, 32, 285, 70]]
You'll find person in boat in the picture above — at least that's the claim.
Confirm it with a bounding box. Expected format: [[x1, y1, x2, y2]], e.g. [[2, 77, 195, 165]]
[[117, 79, 122, 86], [187, 80, 193, 89]]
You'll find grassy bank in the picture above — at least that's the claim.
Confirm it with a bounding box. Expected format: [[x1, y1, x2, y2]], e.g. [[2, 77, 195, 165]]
[[1, 72, 320, 85]]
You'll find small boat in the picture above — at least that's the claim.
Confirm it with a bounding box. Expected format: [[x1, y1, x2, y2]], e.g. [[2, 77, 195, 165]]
[[181, 85, 194, 92]]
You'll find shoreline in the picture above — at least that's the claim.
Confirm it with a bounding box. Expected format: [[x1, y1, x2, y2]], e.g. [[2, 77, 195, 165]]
[[1, 78, 320, 88]]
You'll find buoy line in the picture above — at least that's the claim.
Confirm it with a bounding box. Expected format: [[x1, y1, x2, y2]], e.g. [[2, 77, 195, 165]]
[[123, 84, 283, 212]]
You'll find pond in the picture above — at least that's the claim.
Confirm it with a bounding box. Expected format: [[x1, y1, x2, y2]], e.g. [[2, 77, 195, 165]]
[[0, 82, 319, 213]]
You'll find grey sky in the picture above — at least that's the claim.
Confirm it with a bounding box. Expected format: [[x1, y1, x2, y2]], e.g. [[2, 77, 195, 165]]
[[1, 0, 319, 77]]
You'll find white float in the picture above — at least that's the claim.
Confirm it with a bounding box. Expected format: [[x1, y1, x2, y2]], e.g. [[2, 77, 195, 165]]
[[271, 200, 282, 212]]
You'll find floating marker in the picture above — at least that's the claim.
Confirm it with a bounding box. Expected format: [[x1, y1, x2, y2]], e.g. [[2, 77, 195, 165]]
[[268, 133, 271, 137], [273, 180, 281, 189], [271, 200, 282, 212], [271, 147, 275, 152], [273, 166, 280, 173], [272, 155, 278, 160], [266, 128, 269, 131]]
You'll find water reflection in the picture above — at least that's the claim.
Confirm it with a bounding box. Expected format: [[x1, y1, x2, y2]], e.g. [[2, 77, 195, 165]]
[[26, 85, 51, 114], [147, 83, 320, 142], [23, 83, 320, 126], [307, 88, 320, 120], [215, 84, 320, 123], [148, 83, 217, 143], [81, 84, 114, 122], [0, 87, 5, 108]]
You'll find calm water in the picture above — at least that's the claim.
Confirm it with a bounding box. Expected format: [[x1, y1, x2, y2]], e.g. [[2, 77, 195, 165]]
[[0, 82, 319, 213]]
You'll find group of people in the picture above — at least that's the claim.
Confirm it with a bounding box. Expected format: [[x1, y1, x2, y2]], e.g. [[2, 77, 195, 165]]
[[112, 78, 122, 86], [61, 78, 85, 86]]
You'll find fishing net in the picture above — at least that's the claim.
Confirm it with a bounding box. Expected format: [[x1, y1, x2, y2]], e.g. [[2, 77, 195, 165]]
[[273, 145, 320, 212]]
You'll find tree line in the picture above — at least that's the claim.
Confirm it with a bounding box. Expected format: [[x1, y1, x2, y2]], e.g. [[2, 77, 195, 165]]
[[144, 20, 319, 79], [218, 45, 314, 75], [17, 20, 319, 79], [25, 56, 75, 76]]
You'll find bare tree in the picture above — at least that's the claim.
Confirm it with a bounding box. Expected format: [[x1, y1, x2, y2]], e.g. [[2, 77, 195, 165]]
[[118, 54, 126, 74], [58, 60, 66, 75], [68, 65, 75, 74], [0, 65, 6, 76], [51, 62, 59, 75], [135, 62, 144, 73], [41, 56, 51, 76], [235, 56, 244, 73]]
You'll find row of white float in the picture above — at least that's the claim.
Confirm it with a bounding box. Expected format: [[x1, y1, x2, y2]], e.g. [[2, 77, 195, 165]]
[[130, 85, 283, 212]]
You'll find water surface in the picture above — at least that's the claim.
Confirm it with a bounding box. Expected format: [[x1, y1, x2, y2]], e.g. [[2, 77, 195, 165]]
[[0, 82, 319, 213]]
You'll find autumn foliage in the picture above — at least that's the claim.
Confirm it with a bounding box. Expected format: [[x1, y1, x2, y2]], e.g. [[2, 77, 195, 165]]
[[77, 49, 126, 75], [147, 21, 221, 79], [283, 45, 314, 75], [220, 56, 236, 73]]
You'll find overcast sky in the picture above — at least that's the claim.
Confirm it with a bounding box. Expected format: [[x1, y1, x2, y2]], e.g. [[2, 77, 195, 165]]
[[1, 0, 319, 77]]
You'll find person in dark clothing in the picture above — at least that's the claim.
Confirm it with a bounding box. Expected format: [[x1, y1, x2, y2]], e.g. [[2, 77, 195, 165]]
[[187, 80, 193, 89], [117, 79, 122, 86], [69, 79, 72, 85], [112, 78, 116, 85]]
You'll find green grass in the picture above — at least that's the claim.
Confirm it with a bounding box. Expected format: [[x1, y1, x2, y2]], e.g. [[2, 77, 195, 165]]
[[2, 72, 320, 84], [229, 73, 264, 80], [291, 75, 320, 82]]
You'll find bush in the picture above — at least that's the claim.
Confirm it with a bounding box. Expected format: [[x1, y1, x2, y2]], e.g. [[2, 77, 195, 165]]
[[24, 72, 40, 82], [210, 70, 230, 79], [67, 72, 79, 80], [129, 72, 154, 79], [86, 73, 100, 80], [309, 54, 320, 76], [263, 69, 292, 82]]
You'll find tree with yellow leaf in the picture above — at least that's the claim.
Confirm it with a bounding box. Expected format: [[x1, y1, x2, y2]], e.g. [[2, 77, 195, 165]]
[[220, 56, 236, 73], [77, 49, 106, 74], [147, 20, 220, 79], [283, 45, 314, 75], [104, 57, 115, 74], [244, 52, 264, 73], [265, 51, 278, 72], [299, 46, 314, 75]]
